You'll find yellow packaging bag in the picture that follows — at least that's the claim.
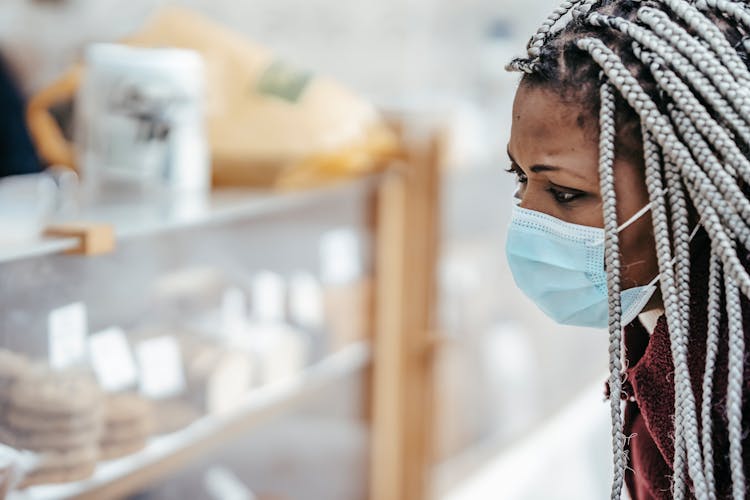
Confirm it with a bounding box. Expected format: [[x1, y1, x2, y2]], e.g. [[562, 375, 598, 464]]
[[27, 7, 399, 188]]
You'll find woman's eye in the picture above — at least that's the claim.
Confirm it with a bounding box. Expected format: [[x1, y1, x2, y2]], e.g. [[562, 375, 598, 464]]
[[548, 188, 581, 204], [505, 165, 527, 184]]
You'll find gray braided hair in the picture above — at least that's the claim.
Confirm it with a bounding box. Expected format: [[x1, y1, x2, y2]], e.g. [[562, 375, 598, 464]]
[[508, 1, 750, 499]]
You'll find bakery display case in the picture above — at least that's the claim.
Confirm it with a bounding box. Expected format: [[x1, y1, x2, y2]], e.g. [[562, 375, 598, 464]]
[[0, 120, 442, 500]]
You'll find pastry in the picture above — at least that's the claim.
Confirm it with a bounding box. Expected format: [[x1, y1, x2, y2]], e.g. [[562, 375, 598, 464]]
[[9, 368, 103, 418], [98, 393, 154, 460], [19, 446, 98, 488], [5, 408, 100, 434], [0, 350, 30, 416], [152, 398, 199, 435], [99, 437, 148, 461], [0, 425, 100, 452], [0, 367, 102, 488]]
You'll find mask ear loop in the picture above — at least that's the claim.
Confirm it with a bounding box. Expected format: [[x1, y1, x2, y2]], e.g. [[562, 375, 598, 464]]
[[617, 202, 653, 232], [647, 221, 703, 287], [592, 202, 653, 247]]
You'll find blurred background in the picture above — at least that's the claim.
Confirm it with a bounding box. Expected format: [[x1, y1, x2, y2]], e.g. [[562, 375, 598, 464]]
[[0, 1, 613, 499]]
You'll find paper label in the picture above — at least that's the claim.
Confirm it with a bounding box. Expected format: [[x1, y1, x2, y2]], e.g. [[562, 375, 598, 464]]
[[48, 302, 88, 370], [255, 60, 312, 103], [88, 327, 138, 392], [135, 336, 186, 399], [289, 272, 324, 329], [319, 228, 362, 285], [222, 287, 247, 339], [252, 272, 285, 323]]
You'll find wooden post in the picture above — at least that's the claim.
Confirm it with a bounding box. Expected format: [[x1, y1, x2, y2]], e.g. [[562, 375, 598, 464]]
[[370, 121, 442, 500]]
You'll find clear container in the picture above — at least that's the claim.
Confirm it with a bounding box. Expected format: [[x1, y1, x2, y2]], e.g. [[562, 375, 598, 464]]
[[0, 173, 57, 244], [76, 43, 209, 202]]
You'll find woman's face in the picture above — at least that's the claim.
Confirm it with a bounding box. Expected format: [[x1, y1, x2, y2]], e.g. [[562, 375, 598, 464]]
[[508, 83, 659, 291]]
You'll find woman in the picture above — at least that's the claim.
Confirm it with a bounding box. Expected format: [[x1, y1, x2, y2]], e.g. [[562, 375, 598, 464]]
[[504, 0, 750, 498]]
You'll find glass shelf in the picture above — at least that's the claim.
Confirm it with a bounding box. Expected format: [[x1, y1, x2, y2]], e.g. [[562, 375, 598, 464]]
[[0, 176, 377, 265], [10, 341, 371, 500]]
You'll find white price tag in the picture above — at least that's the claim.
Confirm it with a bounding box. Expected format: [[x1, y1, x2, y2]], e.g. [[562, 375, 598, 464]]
[[319, 228, 362, 285], [88, 327, 138, 392], [289, 272, 324, 329], [252, 271, 285, 323], [135, 336, 186, 399], [221, 287, 247, 339], [48, 302, 88, 370]]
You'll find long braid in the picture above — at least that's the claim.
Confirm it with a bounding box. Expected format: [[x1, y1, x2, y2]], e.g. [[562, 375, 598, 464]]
[[527, 0, 580, 59], [634, 47, 750, 183], [610, 24, 750, 164], [507, 0, 598, 73], [578, 38, 718, 500], [669, 108, 750, 249], [596, 12, 714, 497], [587, 12, 750, 122], [638, 6, 750, 110], [697, 0, 750, 31], [725, 272, 746, 499], [508, 1, 750, 497], [701, 253, 721, 500], [598, 80, 627, 500], [657, 0, 750, 85], [663, 155, 692, 400], [640, 128, 690, 500], [631, 38, 750, 152], [702, 250, 723, 500], [685, 175, 750, 301], [637, 7, 750, 99]]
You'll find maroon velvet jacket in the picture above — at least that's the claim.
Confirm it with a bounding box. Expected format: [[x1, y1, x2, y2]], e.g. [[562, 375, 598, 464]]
[[618, 231, 750, 499]]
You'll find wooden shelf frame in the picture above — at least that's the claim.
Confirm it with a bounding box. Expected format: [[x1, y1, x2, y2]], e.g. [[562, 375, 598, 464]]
[[369, 120, 443, 500]]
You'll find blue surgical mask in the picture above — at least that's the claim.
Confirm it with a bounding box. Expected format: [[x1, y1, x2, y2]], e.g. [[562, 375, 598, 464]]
[[505, 203, 656, 328]]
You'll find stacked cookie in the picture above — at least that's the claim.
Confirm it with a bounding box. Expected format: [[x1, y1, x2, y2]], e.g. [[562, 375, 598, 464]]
[[100, 393, 154, 460], [152, 398, 200, 435], [0, 350, 30, 415], [0, 368, 103, 487], [22, 447, 99, 487]]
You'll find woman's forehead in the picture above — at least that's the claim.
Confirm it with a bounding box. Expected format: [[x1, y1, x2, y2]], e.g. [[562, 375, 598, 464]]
[[509, 85, 599, 167], [512, 85, 592, 132]]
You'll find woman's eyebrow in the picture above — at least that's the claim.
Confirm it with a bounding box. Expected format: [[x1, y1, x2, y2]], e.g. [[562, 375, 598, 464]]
[[507, 148, 561, 172], [507, 148, 587, 181]]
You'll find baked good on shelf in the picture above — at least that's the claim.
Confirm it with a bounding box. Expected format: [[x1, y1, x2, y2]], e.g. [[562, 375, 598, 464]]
[[0, 350, 31, 413], [19, 446, 98, 488], [5, 407, 99, 434], [99, 392, 154, 460], [0, 367, 103, 487], [0, 425, 100, 452], [8, 367, 103, 420], [152, 398, 200, 435]]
